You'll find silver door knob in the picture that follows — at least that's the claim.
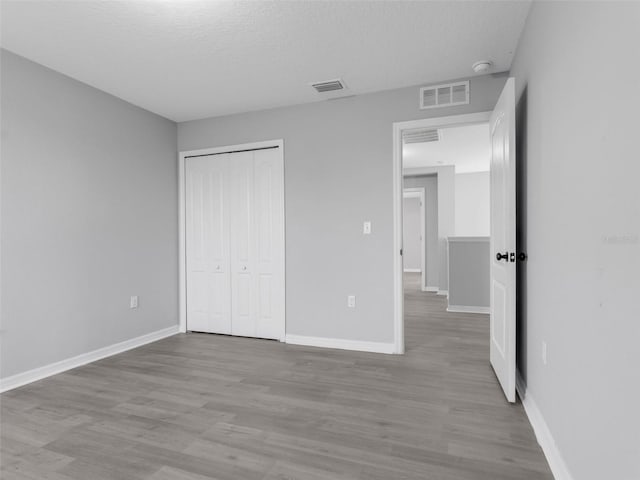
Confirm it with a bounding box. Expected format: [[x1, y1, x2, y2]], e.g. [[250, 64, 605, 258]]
[[242, 266, 247, 271], [216, 265, 220, 270]]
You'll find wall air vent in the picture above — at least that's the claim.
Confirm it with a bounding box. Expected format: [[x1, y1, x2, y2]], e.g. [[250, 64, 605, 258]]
[[403, 129, 440, 144], [420, 80, 469, 109], [311, 79, 345, 93]]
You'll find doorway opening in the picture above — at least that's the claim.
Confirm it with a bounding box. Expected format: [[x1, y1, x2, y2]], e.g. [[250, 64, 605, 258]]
[[393, 112, 492, 354], [393, 79, 517, 403]]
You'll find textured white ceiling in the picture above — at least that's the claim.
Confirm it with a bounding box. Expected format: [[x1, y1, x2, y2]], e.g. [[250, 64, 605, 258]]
[[0, 1, 531, 122], [403, 123, 490, 173]]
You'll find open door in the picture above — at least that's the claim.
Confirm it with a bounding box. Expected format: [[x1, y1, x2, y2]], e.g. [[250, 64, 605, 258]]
[[489, 77, 517, 402]]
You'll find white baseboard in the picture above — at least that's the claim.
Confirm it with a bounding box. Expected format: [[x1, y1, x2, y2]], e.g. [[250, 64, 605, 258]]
[[422, 286, 439, 292], [516, 372, 574, 480], [285, 334, 395, 354], [0, 325, 179, 393], [437, 289, 449, 297], [403, 268, 421, 273], [446, 305, 490, 314]]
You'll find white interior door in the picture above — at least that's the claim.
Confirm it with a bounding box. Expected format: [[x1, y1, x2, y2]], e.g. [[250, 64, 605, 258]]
[[185, 154, 232, 334], [489, 77, 517, 403]]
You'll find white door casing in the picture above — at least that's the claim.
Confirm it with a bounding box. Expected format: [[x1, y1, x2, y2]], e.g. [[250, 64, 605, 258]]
[[181, 141, 285, 341], [489, 77, 517, 403]]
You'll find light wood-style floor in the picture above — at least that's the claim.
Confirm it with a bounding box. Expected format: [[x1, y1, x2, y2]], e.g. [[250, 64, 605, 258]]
[[0, 274, 552, 479]]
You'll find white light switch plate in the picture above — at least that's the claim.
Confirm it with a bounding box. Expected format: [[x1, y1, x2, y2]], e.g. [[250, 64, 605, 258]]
[[363, 221, 371, 235], [347, 295, 356, 308], [130, 296, 139, 309]]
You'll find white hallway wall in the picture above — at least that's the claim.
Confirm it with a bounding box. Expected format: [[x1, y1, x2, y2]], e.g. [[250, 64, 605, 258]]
[[179, 74, 507, 344], [0, 50, 179, 380], [455, 171, 490, 237], [510, 3, 640, 479]]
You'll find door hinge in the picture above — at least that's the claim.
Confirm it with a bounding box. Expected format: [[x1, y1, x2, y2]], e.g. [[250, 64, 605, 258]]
[[400, 248, 403, 256]]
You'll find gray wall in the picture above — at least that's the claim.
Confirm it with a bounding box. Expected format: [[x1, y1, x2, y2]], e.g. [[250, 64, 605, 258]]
[[402, 195, 421, 271], [510, 3, 640, 479], [179, 74, 507, 344], [0, 50, 178, 379], [447, 237, 489, 309], [403, 175, 438, 289], [405, 167, 455, 293]]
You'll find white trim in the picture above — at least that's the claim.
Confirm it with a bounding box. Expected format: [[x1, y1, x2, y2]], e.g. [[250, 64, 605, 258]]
[[178, 145, 187, 333], [446, 305, 490, 314], [423, 286, 439, 292], [285, 334, 395, 355], [437, 290, 449, 297], [395, 112, 492, 133], [178, 139, 286, 341], [517, 372, 575, 480], [403, 268, 421, 273], [393, 112, 491, 357], [447, 236, 490, 243], [402, 191, 422, 199], [392, 122, 405, 354], [0, 326, 179, 393], [179, 139, 284, 163], [403, 167, 442, 177]]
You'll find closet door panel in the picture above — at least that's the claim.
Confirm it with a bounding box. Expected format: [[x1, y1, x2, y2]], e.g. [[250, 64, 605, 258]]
[[185, 155, 231, 334], [253, 148, 285, 340], [230, 152, 256, 337], [185, 169, 207, 332], [206, 155, 232, 334]]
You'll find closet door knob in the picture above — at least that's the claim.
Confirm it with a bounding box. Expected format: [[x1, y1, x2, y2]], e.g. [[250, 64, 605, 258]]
[[215, 265, 221, 270], [242, 266, 247, 271], [496, 252, 509, 261]]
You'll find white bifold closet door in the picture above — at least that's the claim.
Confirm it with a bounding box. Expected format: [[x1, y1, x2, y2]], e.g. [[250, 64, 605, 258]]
[[185, 153, 232, 335], [185, 147, 284, 341]]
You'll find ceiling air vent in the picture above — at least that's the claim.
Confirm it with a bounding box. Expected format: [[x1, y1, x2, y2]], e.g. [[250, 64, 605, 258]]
[[311, 79, 345, 93], [403, 129, 440, 144], [420, 80, 469, 109]]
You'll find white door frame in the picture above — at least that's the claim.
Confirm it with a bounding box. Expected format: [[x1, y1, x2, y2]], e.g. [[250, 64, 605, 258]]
[[392, 112, 491, 354], [178, 139, 285, 338], [403, 188, 426, 289]]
